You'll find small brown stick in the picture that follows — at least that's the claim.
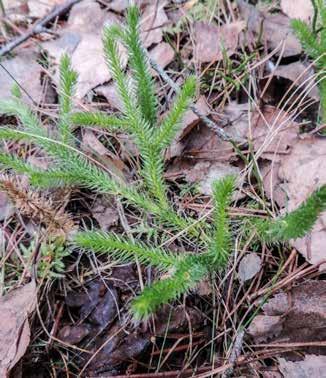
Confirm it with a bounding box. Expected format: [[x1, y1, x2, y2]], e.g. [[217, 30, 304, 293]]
[[0, 0, 81, 57], [221, 329, 245, 378]]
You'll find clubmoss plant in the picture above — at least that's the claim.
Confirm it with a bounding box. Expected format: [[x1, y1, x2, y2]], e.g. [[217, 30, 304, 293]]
[[291, 0, 326, 124], [0, 6, 326, 319]]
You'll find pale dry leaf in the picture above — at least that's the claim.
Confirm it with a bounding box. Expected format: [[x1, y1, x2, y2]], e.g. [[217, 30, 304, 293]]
[[194, 162, 240, 195], [81, 130, 128, 182], [238, 253, 262, 283], [278, 136, 326, 267], [167, 96, 210, 159], [2, 0, 28, 22], [107, 0, 153, 12], [43, 0, 126, 99], [221, 101, 249, 141], [28, 0, 65, 18], [237, 0, 302, 57], [82, 130, 109, 156], [274, 62, 319, 100], [250, 281, 326, 344], [247, 315, 283, 343], [260, 161, 287, 208], [0, 191, 15, 221], [71, 34, 114, 99], [91, 197, 119, 232], [194, 21, 245, 63], [278, 355, 326, 378], [251, 106, 299, 162], [0, 51, 43, 104], [95, 82, 123, 111], [0, 281, 37, 377], [107, 0, 129, 12], [280, 0, 314, 22], [140, 1, 168, 48], [149, 42, 175, 74], [262, 14, 302, 57]]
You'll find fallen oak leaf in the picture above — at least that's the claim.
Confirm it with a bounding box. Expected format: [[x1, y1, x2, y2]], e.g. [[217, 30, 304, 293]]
[[280, 0, 313, 22], [237, 0, 302, 57], [278, 355, 326, 378], [278, 136, 326, 267], [194, 20, 245, 63], [0, 281, 37, 377]]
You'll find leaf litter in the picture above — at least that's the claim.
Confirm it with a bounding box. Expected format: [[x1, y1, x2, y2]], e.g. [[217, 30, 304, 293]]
[[0, 0, 326, 376]]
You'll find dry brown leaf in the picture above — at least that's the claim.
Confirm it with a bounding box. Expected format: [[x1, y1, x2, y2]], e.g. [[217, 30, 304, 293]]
[[43, 0, 126, 99], [251, 106, 299, 162], [262, 13, 302, 57], [278, 355, 326, 378], [238, 253, 262, 283], [221, 101, 249, 141], [91, 197, 119, 231], [28, 0, 65, 18], [0, 51, 43, 104], [280, 0, 314, 22], [167, 96, 210, 159], [149, 42, 175, 74], [81, 130, 128, 181], [0, 281, 37, 377], [249, 281, 326, 346], [192, 162, 240, 195], [95, 83, 123, 111], [247, 315, 283, 342], [237, 0, 301, 57], [274, 62, 319, 100], [194, 21, 245, 63], [107, 0, 129, 12], [140, 1, 168, 48], [0, 191, 15, 221], [278, 136, 326, 266], [2, 0, 28, 22], [260, 161, 287, 208]]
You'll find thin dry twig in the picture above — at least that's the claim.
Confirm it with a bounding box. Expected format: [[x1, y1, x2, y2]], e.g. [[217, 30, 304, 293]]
[[0, 0, 81, 57]]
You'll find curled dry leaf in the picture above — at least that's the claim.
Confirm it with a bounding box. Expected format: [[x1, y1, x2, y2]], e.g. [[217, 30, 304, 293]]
[[280, 0, 314, 22], [194, 21, 245, 63], [0, 281, 37, 377], [278, 136, 326, 266], [278, 355, 326, 378], [221, 101, 249, 141], [238, 253, 262, 283]]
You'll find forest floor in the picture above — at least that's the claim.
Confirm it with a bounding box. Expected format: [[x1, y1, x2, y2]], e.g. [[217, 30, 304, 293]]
[[0, 0, 326, 377]]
